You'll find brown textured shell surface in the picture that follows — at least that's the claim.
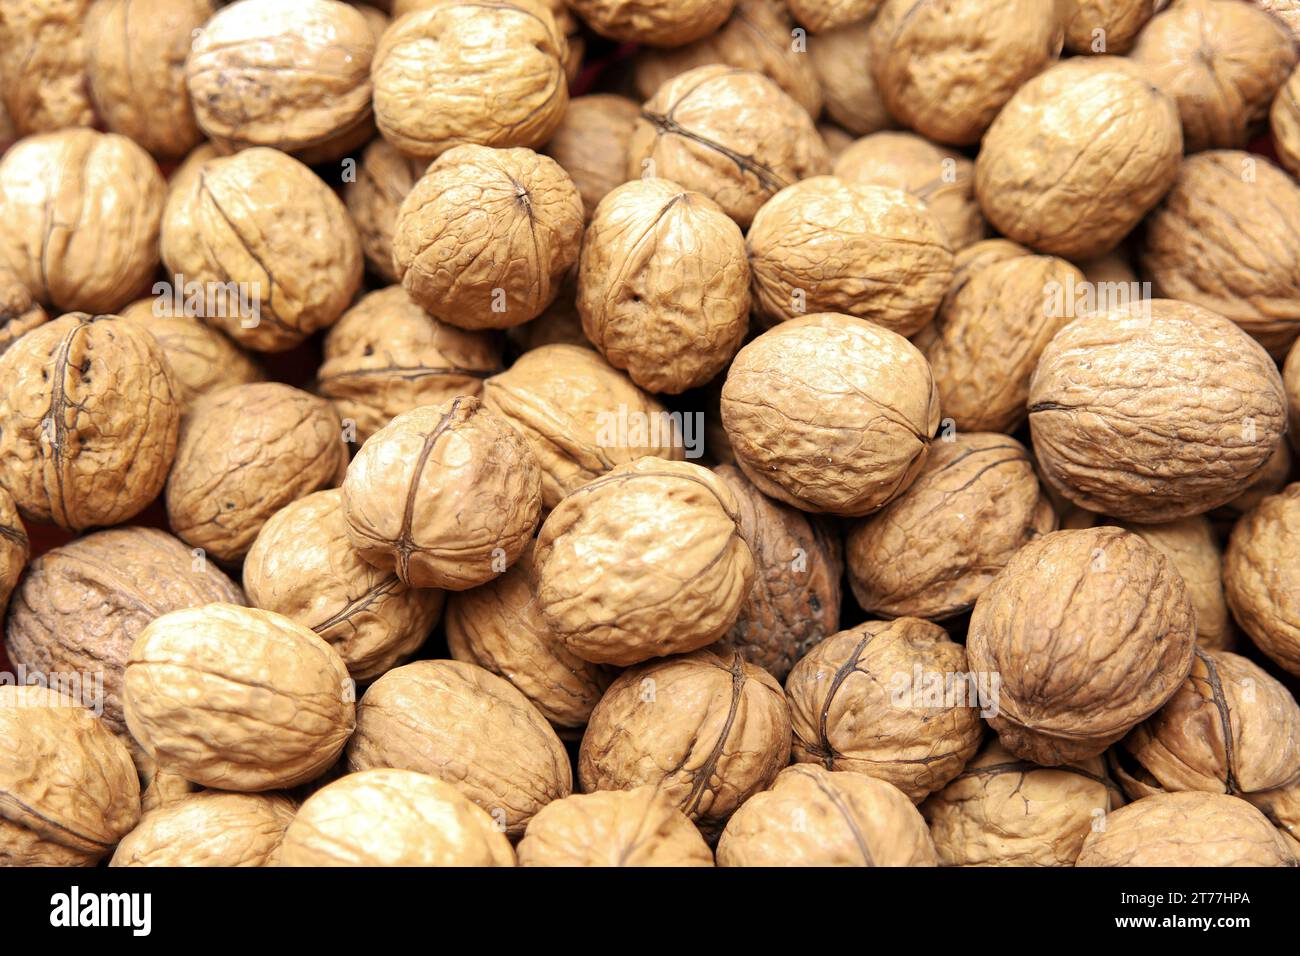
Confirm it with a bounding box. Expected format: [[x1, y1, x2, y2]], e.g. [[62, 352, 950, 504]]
[[0, 0, 95, 136], [567, 0, 735, 45], [1274, 64, 1300, 178], [578, 178, 750, 393], [394, 144, 584, 330], [1257, 0, 1300, 35], [1028, 300, 1287, 522], [0, 488, 28, 620], [847, 433, 1056, 621], [345, 660, 572, 836], [344, 139, 427, 282], [1218, 437, 1291, 519], [578, 648, 792, 838], [717, 764, 938, 866], [812, 19, 894, 137], [0, 314, 181, 531], [721, 313, 940, 517], [787, 0, 884, 31], [967, 527, 1197, 765], [1224, 483, 1300, 675], [0, 685, 141, 867], [975, 56, 1183, 260], [1286, 340, 1300, 447], [627, 65, 831, 228], [1064, 0, 1168, 54], [0, 266, 48, 355], [110, 792, 297, 867], [534, 458, 754, 666], [166, 383, 347, 563], [544, 94, 640, 220]]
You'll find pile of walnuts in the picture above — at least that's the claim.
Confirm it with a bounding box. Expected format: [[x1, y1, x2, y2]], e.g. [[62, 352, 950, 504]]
[[2, 0, 1300, 870]]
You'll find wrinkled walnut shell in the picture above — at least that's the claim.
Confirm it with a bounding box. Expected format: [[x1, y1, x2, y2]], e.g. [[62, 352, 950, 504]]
[[0, 0, 95, 136], [787, 0, 883, 31], [811, 19, 894, 137], [345, 139, 427, 283], [1063, 0, 1168, 55], [1224, 483, 1300, 675], [0, 266, 48, 356], [567, 0, 735, 46], [543, 94, 640, 220], [517, 787, 714, 866], [110, 792, 296, 867], [0, 489, 27, 620]]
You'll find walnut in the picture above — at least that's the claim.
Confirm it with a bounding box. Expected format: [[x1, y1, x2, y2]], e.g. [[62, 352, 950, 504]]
[[278, 768, 516, 866], [567, 0, 735, 45], [517, 787, 714, 866], [1246, 776, 1300, 848], [968, 527, 1196, 765], [718, 765, 938, 866], [578, 648, 792, 838], [812, 19, 895, 137], [1224, 483, 1300, 675], [1217, 437, 1292, 520], [578, 178, 750, 393], [543, 95, 640, 220], [506, 271, 593, 353], [346, 660, 572, 836], [0, 489, 27, 621], [0, 265, 47, 356], [84, 0, 212, 160], [721, 313, 940, 517], [627, 65, 831, 228], [818, 123, 855, 159], [0, 685, 141, 866], [787, 0, 884, 31], [975, 57, 1182, 260], [317, 286, 503, 445], [342, 397, 542, 590], [1256, 0, 1300, 37], [0, 0, 95, 136], [922, 739, 1121, 867], [110, 792, 296, 867], [1064, 0, 1168, 55], [137, 754, 201, 814], [0, 313, 180, 531], [344, 139, 427, 283], [1077, 791, 1298, 866], [394, 145, 584, 331], [0, 129, 164, 314], [1274, 65, 1300, 179], [1029, 300, 1287, 523], [373, 1, 568, 160]]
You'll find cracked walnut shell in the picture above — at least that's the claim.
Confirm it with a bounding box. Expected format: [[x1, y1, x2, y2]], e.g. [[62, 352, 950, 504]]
[[517, 788, 714, 866], [1224, 483, 1300, 675], [543, 94, 640, 220], [110, 792, 297, 868], [567, 0, 735, 46]]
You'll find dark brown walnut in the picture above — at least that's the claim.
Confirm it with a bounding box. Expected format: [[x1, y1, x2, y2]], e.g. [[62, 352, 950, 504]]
[[0, 0, 95, 136], [0, 129, 164, 314], [1029, 300, 1287, 522], [968, 527, 1197, 765], [317, 286, 503, 444], [976, 56, 1182, 260], [346, 660, 572, 836], [914, 253, 1085, 433], [124, 604, 355, 791], [1224, 484, 1300, 675], [786, 618, 983, 802], [787, 0, 884, 31], [567, 0, 735, 45], [847, 434, 1056, 621], [0, 686, 140, 866], [373, 1, 568, 160], [534, 458, 755, 666], [342, 397, 542, 591], [578, 648, 792, 838], [721, 313, 940, 517], [1064, 0, 1168, 55], [710, 464, 842, 681], [578, 178, 750, 393], [868, 0, 1064, 147], [4, 527, 244, 744], [244, 490, 444, 682], [344, 139, 427, 283], [0, 489, 28, 620], [747, 177, 953, 335], [718, 764, 938, 866], [394, 145, 584, 330], [161, 147, 363, 353], [922, 739, 1121, 867], [517, 787, 714, 866], [481, 344, 684, 508], [1273, 64, 1300, 178], [84, 0, 212, 160], [0, 265, 47, 355], [1139, 151, 1300, 356], [812, 19, 895, 137], [1217, 437, 1291, 520], [627, 65, 831, 228], [0, 314, 181, 531], [1130, 0, 1296, 153], [543, 95, 640, 220], [1077, 791, 1297, 866], [445, 543, 612, 730], [110, 793, 296, 867]]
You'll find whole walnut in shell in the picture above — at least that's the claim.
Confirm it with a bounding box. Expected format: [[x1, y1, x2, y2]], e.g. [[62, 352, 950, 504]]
[[787, 0, 883, 31], [342, 397, 542, 591], [967, 527, 1197, 765], [0, 0, 95, 136], [811, 20, 895, 137], [0, 686, 141, 866], [0, 266, 48, 355], [0, 489, 28, 620], [567, 0, 735, 45], [1063, 0, 1168, 55], [975, 57, 1182, 260], [1274, 65, 1300, 179], [279, 768, 515, 866], [344, 139, 427, 283], [517, 788, 714, 867], [1029, 300, 1287, 522], [346, 660, 572, 836], [0, 313, 180, 531], [167, 383, 348, 563], [717, 765, 938, 866], [578, 178, 750, 393], [1218, 437, 1292, 520], [110, 792, 296, 868], [628, 65, 831, 228], [579, 648, 792, 837], [721, 313, 940, 517], [1224, 484, 1300, 675], [544, 95, 640, 220]]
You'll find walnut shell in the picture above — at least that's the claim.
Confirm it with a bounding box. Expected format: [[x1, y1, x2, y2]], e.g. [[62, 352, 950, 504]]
[[278, 768, 516, 866], [1273, 64, 1300, 178], [1063, 0, 1168, 55], [544, 95, 640, 220], [787, 0, 883, 31], [110, 792, 296, 867], [1246, 775, 1300, 847], [1257, 0, 1300, 36], [627, 65, 831, 228], [0, 265, 48, 356], [721, 313, 940, 517], [578, 648, 792, 837], [167, 383, 348, 563], [1217, 437, 1292, 520], [517, 787, 714, 866], [0, 488, 28, 620], [0, 313, 181, 531], [975, 56, 1183, 260], [1029, 300, 1287, 522], [346, 660, 572, 836], [811, 19, 895, 137], [0, 685, 141, 866], [718, 764, 938, 866], [968, 527, 1197, 765], [506, 271, 593, 353], [0, 0, 95, 136], [567, 0, 735, 45], [342, 397, 542, 590], [1224, 484, 1300, 675], [345, 138, 427, 283]]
